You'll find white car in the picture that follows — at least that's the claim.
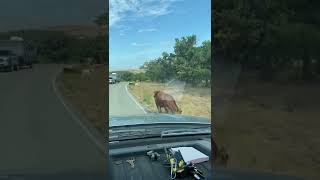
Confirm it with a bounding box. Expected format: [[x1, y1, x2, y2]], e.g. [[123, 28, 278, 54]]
[[109, 77, 116, 84]]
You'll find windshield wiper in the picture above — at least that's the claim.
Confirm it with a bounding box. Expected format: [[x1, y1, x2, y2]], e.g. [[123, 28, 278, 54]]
[[109, 129, 160, 141], [109, 126, 211, 141], [161, 127, 211, 138]]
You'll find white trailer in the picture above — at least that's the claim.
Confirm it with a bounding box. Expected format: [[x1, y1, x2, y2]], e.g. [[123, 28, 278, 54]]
[[0, 38, 36, 68]]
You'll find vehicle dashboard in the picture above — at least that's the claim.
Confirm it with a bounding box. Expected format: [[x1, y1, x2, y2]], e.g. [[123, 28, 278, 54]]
[[109, 135, 212, 180]]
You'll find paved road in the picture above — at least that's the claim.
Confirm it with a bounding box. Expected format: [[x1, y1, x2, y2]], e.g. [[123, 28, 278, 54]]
[[109, 82, 146, 116], [0, 64, 105, 174]]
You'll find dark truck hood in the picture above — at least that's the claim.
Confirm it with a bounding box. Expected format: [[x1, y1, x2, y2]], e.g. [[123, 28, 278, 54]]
[[109, 114, 210, 127]]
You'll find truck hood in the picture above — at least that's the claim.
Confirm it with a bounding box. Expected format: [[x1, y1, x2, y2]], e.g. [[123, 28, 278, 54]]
[[109, 114, 210, 127]]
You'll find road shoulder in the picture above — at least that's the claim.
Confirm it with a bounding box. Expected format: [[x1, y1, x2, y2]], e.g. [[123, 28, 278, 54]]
[[52, 66, 106, 153]]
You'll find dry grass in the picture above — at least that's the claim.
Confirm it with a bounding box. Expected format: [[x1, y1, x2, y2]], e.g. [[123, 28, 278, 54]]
[[215, 78, 320, 179], [128, 82, 211, 119], [56, 64, 107, 135]]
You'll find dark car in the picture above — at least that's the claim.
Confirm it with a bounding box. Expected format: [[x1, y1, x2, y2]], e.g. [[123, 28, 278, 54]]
[[0, 50, 19, 72]]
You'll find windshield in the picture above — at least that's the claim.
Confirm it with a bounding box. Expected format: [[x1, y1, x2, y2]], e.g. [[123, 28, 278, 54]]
[[108, 4, 212, 180], [109, 0, 211, 129]]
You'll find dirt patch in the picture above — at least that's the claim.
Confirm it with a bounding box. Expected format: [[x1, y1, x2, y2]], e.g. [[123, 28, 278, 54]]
[[56, 64, 107, 135], [215, 78, 320, 179], [128, 82, 211, 119]]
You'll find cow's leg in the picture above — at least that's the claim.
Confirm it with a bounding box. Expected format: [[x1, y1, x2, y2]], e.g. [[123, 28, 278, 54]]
[[160, 107, 164, 113], [172, 101, 178, 114], [164, 106, 169, 113], [168, 104, 174, 114], [156, 105, 161, 113], [172, 105, 177, 114]]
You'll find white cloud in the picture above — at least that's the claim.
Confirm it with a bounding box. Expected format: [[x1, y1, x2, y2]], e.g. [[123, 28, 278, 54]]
[[138, 28, 157, 33], [110, 0, 182, 27], [131, 42, 151, 46]]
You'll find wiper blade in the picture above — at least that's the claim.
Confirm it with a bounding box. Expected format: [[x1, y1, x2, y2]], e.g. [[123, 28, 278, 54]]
[[161, 128, 211, 138], [109, 126, 211, 141], [109, 129, 159, 141]]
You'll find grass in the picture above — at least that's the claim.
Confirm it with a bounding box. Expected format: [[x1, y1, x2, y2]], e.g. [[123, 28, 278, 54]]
[[56, 64, 107, 135], [128, 82, 211, 119], [214, 77, 320, 179]]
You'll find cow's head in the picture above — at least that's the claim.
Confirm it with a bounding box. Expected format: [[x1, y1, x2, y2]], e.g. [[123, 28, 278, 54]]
[[153, 90, 160, 97]]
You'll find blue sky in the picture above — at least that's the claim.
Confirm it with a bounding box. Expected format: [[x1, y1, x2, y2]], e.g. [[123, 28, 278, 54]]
[[109, 0, 211, 70]]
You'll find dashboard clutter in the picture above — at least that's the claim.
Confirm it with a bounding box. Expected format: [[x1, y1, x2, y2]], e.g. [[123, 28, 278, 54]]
[[165, 148, 186, 179], [171, 147, 209, 164], [185, 163, 205, 180], [126, 157, 135, 168], [164, 147, 205, 179], [147, 150, 160, 161], [114, 160, 123, 165]]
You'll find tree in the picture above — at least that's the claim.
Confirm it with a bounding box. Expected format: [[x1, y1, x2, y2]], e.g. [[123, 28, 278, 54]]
[[143, 35, 211, 86], [121, 72, 135, 81], [214, 0, 320, 81], [173, 35, 198, 84], [144, 58, 167, 82], [94, 13, 108, 27]]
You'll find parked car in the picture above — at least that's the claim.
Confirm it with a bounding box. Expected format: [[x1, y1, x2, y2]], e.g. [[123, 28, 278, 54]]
[[0, 39, 36, 69], [109, 77, 116, 84], [0, 50, 19, 72]]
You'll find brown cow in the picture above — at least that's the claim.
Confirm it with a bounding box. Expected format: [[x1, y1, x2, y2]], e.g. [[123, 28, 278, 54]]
[[153, 91, 182, 114]]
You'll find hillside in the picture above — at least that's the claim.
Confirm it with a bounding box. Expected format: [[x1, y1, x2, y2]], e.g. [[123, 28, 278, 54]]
[[0, 25, 106, 39], [45, 25, 106, 38]]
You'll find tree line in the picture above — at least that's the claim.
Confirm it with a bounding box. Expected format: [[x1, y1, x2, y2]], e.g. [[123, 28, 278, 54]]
[[120, 71, 148, 82], [214, 0, 320, 81], [120, 35, 211, 87]]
